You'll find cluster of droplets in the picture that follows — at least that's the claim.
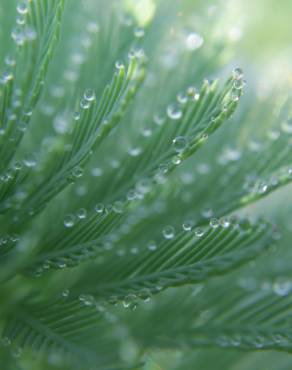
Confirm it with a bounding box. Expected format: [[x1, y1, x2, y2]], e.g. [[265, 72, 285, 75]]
[[79, 88, 96, 110], [63, 199, 125, 230], [77, 288, 152, 312], [66, 165, 84, 184], [0, 233, 20, 248], [0, 336, 23, 358], [11, 1, 37, 46], [62, 21, 99, 83], [212, 328, 292, 350]]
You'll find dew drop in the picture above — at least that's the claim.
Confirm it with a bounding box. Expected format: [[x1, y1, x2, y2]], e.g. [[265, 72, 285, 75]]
[[220, 218, 231, 228], [186, 32, 204, 50], [163, 225, 175, 239], [167, 104, 182, 120], [195, 228, 204, 238], [80, 98, 90, 109], [87, 22, 99, 33], [172, 155, 182, 165], [72, 166, 83, 178], [153, 113, 165, 126], [77, 208, 87, 219], [94, 203, 104, 213], [182, 221, 192, 231], [210, 218, 219, 228], [53, 114, 69, 134], [84, 88, 96, 102], [16, 1, 29, 15], [139, 288, 151, 302], [113, 201, 124, 213], [123, 294, 137, 310], [232, 67, 243, 80], [115, 60, 125, 70], [134, 27, 145, 38], [273, 281, 291, 296], [72, 111, 81, 121], [147, 240, 157, 251], [173, 136, 188, 153], [177, 92, 188, 104], [91, 167, 103, 177], [64, 214, 76, 228], [23, 154, 37, 168], [128, 147, 142, 157], [233, 78, 245, 90], [79, 294, 95, 306], [62, 289, 70, 298], [127, 189, 136, 200]]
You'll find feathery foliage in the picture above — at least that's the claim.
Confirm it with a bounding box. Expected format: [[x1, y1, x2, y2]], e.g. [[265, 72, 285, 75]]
[[0, 0, 291, 369]]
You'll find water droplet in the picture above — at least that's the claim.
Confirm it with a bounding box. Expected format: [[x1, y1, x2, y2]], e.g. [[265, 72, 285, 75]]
[[195, 228, 204, 237], [127, 189, 136, 200], [233, 78, 245, 90], [153, 113, 165, 126], [182, 221, 193, 231], [5, 55, 16, 67], [79, 294, 95, 306], [16, 1, 28, 15], [64, 214, 76, 228], [72, 111, 81, 120], [91, 167, 103, 177], [87, 22, 99, 33], [163, 225, 175, 239], [113, 201, 124, 213], [147, 240, 157, 251], [72, 166, 83, 178], [267, 129, 280, 140], [62, 289, 70, 298], [115, 60, 125, 70], [172, 155, 182, 165], [123, 294, 137, 310], [84, 88, 96, 102], [95, 203, 104, 213], [177, 92, 188, 104], [77, 208, 87, 219], [210, 218, 219, 228], [258, 182, 268, 194], [173, 136, 188, 153], [136, 178, 152, 194], [80, 98, 90, 109], [1, 71, 13, 84], [273, 280, 291, 296], [167, 104, 182, 120], [201, 208, 213, 218], [53, 114, 69, 134], [220, 218, 231, 228], [128, 147, 142, 156], [139, 288, 151, 302], [186, 32, 204, 50], [134, 27, 145, 38], [23, 154, 37, 167], [232, 67, 243, 80], [142, 127, 152, 137], [187, 86, 200, 100]]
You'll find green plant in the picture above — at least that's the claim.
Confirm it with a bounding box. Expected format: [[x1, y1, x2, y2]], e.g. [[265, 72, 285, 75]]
[[0, 0, 291, 369]]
